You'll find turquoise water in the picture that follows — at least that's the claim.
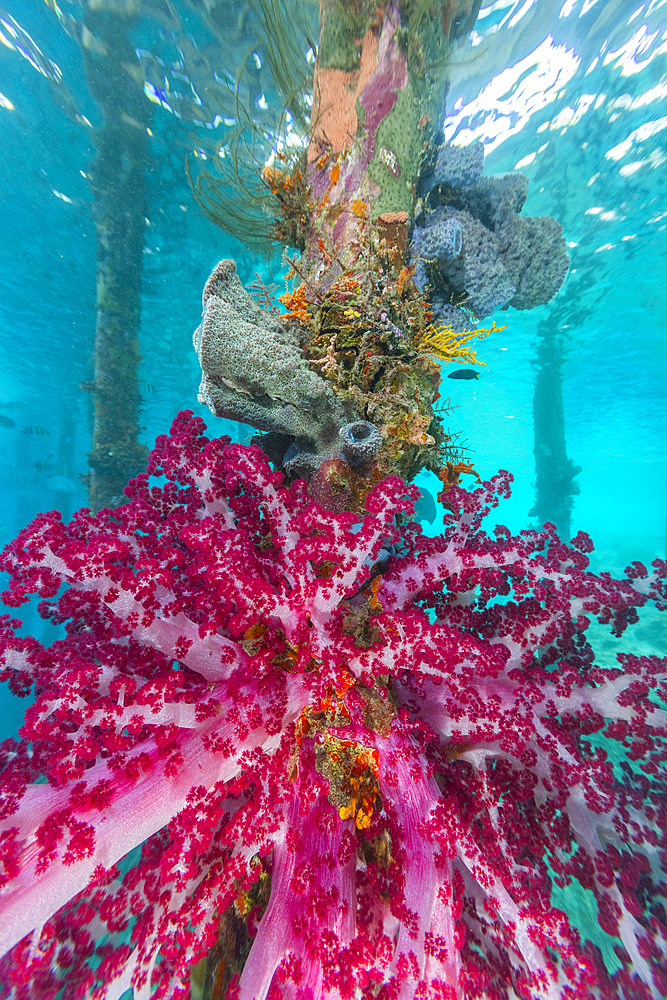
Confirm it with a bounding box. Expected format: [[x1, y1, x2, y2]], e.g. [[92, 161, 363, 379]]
[[0, 0, 665, 726], [0, 4, 664, 720], [0, 0, 665, 985]]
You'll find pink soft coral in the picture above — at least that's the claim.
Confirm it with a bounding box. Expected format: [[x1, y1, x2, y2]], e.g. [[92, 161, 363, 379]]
[[0, 411, 665, 1000]]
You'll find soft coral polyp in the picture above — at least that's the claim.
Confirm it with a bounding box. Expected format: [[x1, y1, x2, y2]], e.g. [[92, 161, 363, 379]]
[[0, 411, 665, 1000]]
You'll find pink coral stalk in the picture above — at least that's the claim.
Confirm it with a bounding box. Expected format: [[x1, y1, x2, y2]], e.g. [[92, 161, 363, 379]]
[[0, 411, 665, 1000]]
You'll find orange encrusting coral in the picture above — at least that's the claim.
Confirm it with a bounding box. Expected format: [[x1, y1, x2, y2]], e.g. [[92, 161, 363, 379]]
[[397, 264, 416, 299], [335, 741, 381, 830], [292, 672, 382, 832], [279, 284, 312, 324], [308, 27, 380, 163], [315, 157, 345, 211], [437, 460, 483, 498], [367, 575, 383, 612], [261, 164, 302, 196]]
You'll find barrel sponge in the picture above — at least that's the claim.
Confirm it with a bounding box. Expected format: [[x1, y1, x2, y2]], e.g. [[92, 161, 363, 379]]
[[411, 215, 463, 291], [431, 139, 485, 190], [414, 208, 515, 318], [193, 259, 346, 440], [412, 135, 569, 318], [457, 211, 516, 317], [424, 215, 464, 259], [497, 215, 570, 310], [339, 421, 382, 466], [469, 172, 530, 230]]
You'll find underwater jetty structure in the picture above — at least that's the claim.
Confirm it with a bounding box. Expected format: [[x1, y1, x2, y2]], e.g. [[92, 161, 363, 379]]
[[80, 3, 153, 512], [530, 319, 582, 541], [193, 0, 571, 494], [190, 3, 569, 492], [0, 4, 665, 1000]]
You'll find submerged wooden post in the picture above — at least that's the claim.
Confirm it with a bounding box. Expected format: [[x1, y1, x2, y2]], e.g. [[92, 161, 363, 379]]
[[308, 0, 482, 260], [81, 4, 152, 511], [530, 324, 580, 539], [194, 5, 484, 996]]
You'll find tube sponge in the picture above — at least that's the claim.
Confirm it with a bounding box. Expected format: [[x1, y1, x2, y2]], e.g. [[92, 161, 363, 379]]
[[339, 421, 382, 466]]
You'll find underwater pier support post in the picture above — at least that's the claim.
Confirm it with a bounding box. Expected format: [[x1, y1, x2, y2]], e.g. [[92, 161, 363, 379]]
[[530, 323, 580, 539], [82, 3, 153, 511], [194, 5, 488, 997], [308, 0, 482, 257]]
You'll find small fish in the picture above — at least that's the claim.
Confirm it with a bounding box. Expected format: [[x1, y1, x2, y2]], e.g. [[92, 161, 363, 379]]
[[414, 487, 437, 525], [45, 474, 79, 494], [0, 400, 29, 411], [0, 415, 16, 429], [447, 368, 479, 380], [22, 425, 50, 438]]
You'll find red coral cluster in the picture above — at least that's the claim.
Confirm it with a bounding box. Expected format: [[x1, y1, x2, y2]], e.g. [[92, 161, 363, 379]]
[[0, 411, 665, 1000]]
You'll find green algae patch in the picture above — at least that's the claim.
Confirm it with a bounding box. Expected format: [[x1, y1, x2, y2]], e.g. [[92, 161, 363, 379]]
[[368, 80, 422, 220], [399, 0, 450, 76], [319, 0, 374, 72]]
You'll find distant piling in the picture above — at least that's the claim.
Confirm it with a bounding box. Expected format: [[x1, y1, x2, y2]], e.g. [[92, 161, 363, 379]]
[[530, 324, 580, 539], [82, 5, 152, 511]]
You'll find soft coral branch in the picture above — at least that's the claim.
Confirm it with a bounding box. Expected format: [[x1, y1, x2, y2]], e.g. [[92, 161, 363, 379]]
[[0, 411, 665, 1000]]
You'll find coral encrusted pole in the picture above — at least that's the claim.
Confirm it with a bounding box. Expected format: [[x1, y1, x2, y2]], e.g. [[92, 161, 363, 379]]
[[308, 0, 482, 260], [81, 3, 153, 511], [1, 6, 665, 1000], [194, 7, 485, 997], [194, 1, 504, 502]]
